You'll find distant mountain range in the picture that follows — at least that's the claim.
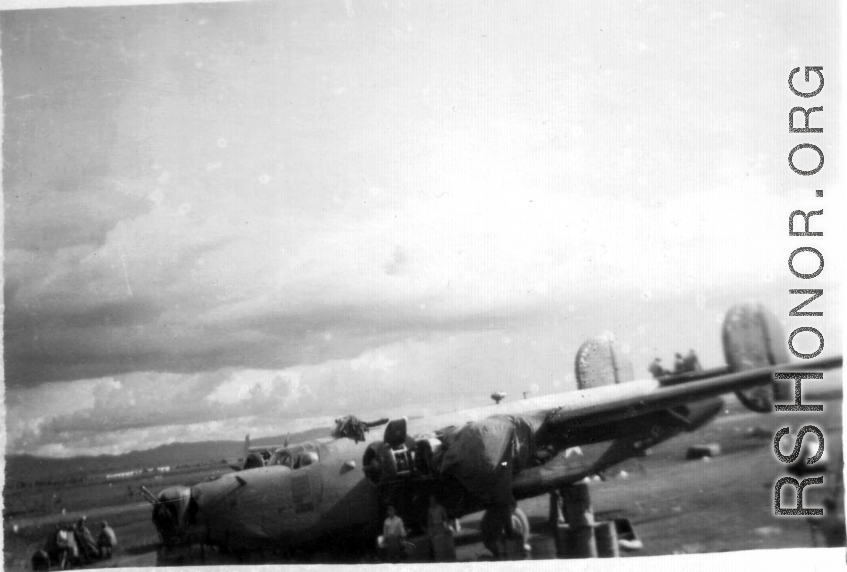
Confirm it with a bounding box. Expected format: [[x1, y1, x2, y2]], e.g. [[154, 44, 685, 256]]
[[5, 426, 333, 483]]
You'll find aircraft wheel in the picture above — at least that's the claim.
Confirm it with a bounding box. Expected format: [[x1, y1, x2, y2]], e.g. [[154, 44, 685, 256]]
[[511, 508, 531, 555], [480, 507, 531, 558], [511, 508, 530, 543]]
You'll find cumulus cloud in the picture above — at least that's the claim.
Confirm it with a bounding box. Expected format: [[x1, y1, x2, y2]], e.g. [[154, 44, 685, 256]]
[[10, 283, 824, 457], [5, 338, 478, 456], [3, 1, 840, 456]]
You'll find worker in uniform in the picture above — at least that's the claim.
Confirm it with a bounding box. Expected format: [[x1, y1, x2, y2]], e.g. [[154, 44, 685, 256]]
[[427, 495, 456, 561], [382, 505, 407, 562], [98, 521, 118, 559]]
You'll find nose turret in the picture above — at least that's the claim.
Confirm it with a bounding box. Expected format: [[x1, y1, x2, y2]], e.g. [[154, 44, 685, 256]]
[[142, 485, 192, 547]]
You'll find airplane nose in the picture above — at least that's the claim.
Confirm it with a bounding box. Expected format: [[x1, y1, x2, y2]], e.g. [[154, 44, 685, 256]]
[[148, 485, 192, 546], [188, 473, 243, 524], [186, 491, 200, 525], [188, 483, 213, 522]]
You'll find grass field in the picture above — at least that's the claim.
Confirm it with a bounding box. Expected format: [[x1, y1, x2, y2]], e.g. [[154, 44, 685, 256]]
[[3, 464, 228, 571], [5, 464, 232, 520]]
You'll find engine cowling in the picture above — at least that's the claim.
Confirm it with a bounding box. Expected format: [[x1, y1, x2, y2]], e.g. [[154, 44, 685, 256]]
[[362, 431, 443, 486]]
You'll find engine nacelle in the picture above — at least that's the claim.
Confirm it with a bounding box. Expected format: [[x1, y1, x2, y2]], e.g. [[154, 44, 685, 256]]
[[723, 302, 792, 412], [362, 436, 442, 486]]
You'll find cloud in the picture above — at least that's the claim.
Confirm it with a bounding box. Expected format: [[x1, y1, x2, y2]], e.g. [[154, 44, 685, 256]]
[[4, 339, 468, 456], [5, 168, 791, 388], [3, 2, 841, 457], [5, 3, 807, 390], [12, 279, 833, 458]]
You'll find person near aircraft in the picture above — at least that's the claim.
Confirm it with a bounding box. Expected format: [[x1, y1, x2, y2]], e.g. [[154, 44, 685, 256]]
[[74, 516, 98, 561], [683, 349, 702, 372], [47, 523, 79, 568], [98, 521, 117, 559], [382, 505, 407, 562], [648, 358, 666, 379], [673, 353, 685, 373], [427, 495, 456, 561]]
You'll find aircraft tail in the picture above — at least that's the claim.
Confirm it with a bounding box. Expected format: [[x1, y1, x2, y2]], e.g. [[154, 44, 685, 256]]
[[228, 434, 252, 471], [574, 333, 634, 390], [722, 302, 792, 412]]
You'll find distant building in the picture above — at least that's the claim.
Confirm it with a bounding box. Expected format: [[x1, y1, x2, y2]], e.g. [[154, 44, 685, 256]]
[[105, 465, 170, 480], [105, 469, 143, 480]]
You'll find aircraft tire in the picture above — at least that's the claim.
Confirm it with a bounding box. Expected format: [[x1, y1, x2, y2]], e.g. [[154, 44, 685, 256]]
[[481, 506, 531, 558], [511, 507, 530, 549]]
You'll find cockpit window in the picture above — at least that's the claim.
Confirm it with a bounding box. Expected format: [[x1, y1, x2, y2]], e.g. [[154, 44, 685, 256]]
[[270, 443, 320, 469]]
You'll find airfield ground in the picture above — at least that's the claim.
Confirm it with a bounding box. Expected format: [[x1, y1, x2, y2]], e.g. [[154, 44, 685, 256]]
[[4, 393, 843, 569]]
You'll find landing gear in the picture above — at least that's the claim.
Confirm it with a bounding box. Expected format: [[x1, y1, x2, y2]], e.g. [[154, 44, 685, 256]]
[[552, 481, 637, 558], [511, 508, 531, 555], [480, 506, 531, 559], [548, 489, 566, 532], [553, 482, 597, 558]]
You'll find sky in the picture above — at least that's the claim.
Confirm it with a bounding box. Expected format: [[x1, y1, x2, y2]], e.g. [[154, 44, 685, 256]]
[[2, 0, 842, 457]]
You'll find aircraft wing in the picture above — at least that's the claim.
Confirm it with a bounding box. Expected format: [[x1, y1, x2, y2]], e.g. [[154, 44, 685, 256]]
[[393, 354, 842, 510], [404, 356, 841, 442], [542, 355, 842, 431]]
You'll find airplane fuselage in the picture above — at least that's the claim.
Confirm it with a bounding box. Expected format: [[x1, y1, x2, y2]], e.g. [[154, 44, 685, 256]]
[[157, 303, 844, 556], [189, 400, 708, 553], [192, 437, 380, 551]]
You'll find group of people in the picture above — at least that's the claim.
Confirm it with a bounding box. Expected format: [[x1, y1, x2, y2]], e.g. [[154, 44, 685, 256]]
[[74, 516, 118, 560], [380, 496, 457, 562], [648, 349, 701, 379], [75, 516, 118, 561], [32, 516, 118, 570]]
